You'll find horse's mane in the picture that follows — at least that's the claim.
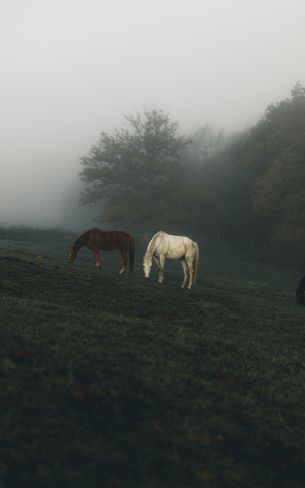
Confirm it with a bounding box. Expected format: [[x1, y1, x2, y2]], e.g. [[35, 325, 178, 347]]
[[73, 229, 95, 249], [146, 231, 165, 256]]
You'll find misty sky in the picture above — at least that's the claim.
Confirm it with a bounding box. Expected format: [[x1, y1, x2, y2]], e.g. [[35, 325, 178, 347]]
[[1, 0, 305, 228]]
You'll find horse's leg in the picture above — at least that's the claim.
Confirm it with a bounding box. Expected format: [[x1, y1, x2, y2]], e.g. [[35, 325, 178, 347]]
[[158, 255, 165, 284], [152, 256, 162, 282], [185, 256, 194, 289], [153, 256, 160, 270], [181, 259, 189, 288], [119, 248, 127, 274], [93, 249, 102, 268]]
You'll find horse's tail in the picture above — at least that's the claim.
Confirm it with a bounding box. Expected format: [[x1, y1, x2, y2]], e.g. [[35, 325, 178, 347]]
[[128, 236, 135, 272], [193, 242, 199, 284]]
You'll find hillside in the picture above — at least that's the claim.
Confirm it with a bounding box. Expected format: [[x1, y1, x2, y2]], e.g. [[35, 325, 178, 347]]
[[0, 241, 305, 487]]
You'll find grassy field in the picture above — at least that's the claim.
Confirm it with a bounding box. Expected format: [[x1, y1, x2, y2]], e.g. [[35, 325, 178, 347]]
[[0, 238, 305, 487]]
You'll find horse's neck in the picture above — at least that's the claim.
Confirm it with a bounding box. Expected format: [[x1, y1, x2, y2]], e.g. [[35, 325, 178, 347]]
[[73, 235, 86, 252], [145, 238, 154, 258], [146, 234, 162, 257]]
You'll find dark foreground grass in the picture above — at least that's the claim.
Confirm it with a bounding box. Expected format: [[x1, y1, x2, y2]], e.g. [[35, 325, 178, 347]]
[[0, 244, 305, 487]]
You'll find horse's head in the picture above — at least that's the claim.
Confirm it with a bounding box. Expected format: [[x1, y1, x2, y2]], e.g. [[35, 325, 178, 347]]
[[67, 245, 77, 263], [143, 254, 152, 279]]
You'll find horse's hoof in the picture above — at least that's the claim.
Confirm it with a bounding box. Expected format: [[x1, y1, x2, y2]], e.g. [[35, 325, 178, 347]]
[[119, 268, 126, 274]]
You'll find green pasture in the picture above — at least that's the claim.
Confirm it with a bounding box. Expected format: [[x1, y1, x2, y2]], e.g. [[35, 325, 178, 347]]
[[0, 238, 304, 487]]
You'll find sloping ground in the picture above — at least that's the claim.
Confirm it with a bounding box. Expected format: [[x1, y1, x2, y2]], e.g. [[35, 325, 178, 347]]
[[0, 245, 305, 488]]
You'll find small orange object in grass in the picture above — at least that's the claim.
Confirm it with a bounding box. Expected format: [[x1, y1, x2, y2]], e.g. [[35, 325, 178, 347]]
[[109, 388, 120, 397], [37, 256, 44, 262]]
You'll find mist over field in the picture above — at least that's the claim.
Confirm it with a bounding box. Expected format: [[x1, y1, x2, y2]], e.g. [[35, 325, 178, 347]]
[[1, 0, 305, 230], [2, 3, 305, 486]]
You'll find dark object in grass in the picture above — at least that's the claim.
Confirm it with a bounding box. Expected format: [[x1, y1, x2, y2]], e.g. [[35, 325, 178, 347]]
[[296, 275, 305, 305]]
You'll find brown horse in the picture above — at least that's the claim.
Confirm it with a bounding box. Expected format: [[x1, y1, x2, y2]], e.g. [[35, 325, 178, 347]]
[[68, 228, 135, 273]]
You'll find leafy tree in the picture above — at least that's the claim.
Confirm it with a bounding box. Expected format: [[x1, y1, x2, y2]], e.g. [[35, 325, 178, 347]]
[[78, 84, 305, 265], [179, 125, 229, 237], [216, 82, 305, 263], [184, 124, 227, 165], [79, 109, 190, 232], [249, 84, 305, 262]]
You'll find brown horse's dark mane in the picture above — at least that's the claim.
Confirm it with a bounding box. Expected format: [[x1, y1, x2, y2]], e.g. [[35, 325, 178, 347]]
[[72, 229, 93, 251]]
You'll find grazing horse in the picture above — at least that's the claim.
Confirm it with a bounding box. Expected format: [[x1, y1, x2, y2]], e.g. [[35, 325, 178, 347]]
[[68, 228, 135, 274], [143, 231, 199, 289]]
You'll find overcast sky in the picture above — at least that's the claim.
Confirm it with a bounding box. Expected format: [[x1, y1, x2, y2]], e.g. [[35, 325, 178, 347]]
[[1, 0, 305, 228]]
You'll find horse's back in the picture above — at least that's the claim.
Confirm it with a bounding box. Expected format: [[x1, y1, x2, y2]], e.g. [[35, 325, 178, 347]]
[[149, 231, 196, 259], [161, 232, 196, 249], [151, 230, 167, 241], [155, 231, 194, 242], [110, 230, 131, 239], [88, 228, 131, 239], [86, 228, 132, 249], [87, 228, 105, 238]]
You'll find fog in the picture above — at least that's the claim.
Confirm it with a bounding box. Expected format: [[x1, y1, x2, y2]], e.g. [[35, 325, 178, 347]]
[[1, 0, 305, 229]]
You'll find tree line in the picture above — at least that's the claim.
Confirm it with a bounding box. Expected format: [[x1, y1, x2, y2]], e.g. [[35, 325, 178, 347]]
[[0, 225, 75, 240], [79, 83, 305, 266]]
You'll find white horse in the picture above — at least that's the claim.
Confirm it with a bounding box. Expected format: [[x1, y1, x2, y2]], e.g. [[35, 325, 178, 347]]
[[143, 231, 199, 289]]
